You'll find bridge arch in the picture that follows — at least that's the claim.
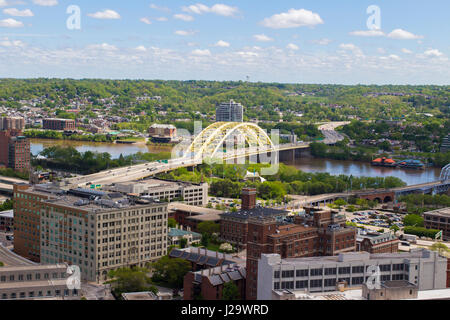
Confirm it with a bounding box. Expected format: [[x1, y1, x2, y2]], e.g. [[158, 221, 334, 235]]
[[440, 164, 450, 182], [183, 122, 275, 160]]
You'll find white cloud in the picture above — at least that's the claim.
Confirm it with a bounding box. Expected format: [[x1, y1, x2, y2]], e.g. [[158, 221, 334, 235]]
[[155, 17, 168, 22], [401, 48, 412, 54], [0, 37, 24, 47], [87, 43, 118, 51], [135, 45, 147, 52], [182, 3, 238, 17], [253, 34, 273, 42], [0, 18, 24, 28], [387, 29, 423, 40], [3, 8, 34, 17], [149, 4, 171, 13], [389, 54, 401, 61], [174, 14, 194, 22], [261, 8, 323, 29], [140, 18, 151, 25], [191, 49, 211, 56], [32, 0, 58, 6], [339, 43, 364, 57], [377, 48, 386, 54], [214, 40, 230, 47], [312, 38, 331, 45], [286, 43, 299, 50], [424, 49, 444, 57], [174, 30, 195, 36], [88, 10, 121, 20], [350, 30, 385, 37], [0, 0, 7, 7]]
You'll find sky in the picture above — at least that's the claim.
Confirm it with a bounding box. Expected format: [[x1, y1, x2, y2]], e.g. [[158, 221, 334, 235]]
[[0, 0, 449, 84]]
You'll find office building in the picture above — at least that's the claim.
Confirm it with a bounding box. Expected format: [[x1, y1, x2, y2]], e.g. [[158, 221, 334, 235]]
[[220, 188, 289, 248], [246, 206, 357, 300], [215, 100, 244, 122], [356, 231, 399, 254], [0, 118, 30, 172], [0, 117, 25, 131], [0, 209, 13, 232], [0, 264, 80, 300], [109, 179, 208, 207], [257, 249, 449, 300], [423, 208, 450, 241], [168, 203, 221, 233], [43, 118, 76, 131], [148, 124, 177, 143], [13, 183, 169, 282]]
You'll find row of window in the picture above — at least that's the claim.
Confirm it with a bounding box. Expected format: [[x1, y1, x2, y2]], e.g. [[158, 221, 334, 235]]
[[274, 264, 407, 278]]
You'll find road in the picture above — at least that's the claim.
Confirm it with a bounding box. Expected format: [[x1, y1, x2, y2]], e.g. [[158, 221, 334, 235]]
[[0, 244, 35, 266]]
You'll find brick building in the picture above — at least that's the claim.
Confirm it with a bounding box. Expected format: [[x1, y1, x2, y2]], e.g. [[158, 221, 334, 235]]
[[220, 188, 289, 248], [356, 231, 399, 254], [0, 126, 30, 172], [246, 206, 357, 300], [42, 118, 76, 131], [148, 124, 177, 143], [170, 247, 246, 300], [0, 210, 13, 232], [423, 208, 450, 242], [168, 203, 221, 233]]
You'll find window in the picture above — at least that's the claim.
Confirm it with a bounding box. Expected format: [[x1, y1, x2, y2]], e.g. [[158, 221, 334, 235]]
[[379, 264, 391, 272], [310, 268, 323, 276], [338, 267, 350, 274], [296, 280, 308, 289], [310, 279, 322, 288], [274, 271, 280, 278], [324, 278, 336, 287], [281, 281, 294, 289], [351, 277, 364, 285], [296, 269, 308, 277], [281, 270, 294, 278], [352, 266, 364, 274], [324, 268, 336, 275], [274, 282, 280, 290]]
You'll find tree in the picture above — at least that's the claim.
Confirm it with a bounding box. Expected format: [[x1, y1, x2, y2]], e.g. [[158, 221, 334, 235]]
[[430, 243, 449, 255], [197, 221, 220, 237], [107, 267, 157, 298], [390, 225, 400, 234], [222, 281, 240, 300], [403, 214, 424, 227], [168, 218, 177, 229], [151, 256, 191, 288]]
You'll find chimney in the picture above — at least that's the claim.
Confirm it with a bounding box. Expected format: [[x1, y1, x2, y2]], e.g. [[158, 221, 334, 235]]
[[241, 187, 257, 210]]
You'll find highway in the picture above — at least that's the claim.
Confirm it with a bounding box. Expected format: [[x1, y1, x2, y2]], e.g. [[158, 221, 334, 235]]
[[0, 244, 36, 267], [61, 122, 348, 188]]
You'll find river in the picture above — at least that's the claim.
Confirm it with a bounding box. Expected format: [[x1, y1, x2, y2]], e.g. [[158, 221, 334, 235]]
[[30, 139, 441, 186]]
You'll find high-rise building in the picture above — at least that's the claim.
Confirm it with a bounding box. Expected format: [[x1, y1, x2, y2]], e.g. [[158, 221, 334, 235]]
[[13, 184, 169, 282], [0, 118, 30, 172], [215, 100, 244, 122]]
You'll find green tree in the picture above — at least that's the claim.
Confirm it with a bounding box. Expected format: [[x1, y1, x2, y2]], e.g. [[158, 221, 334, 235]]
[[222, 281, 240, 300], [197, 221, 220, 236], [151, 256, 191, 288], [107, 267, 157, 298], [430, 242, 449, 255], [179, 238, 188, 249], [403, 214, 424, 227], [168, 218, 177, 228]]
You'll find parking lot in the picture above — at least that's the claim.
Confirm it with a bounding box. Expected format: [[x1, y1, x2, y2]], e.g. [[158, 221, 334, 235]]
[[344, 209, 404, 232]]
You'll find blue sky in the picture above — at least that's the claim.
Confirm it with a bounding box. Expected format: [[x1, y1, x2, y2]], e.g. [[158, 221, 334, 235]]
[[0, 0, 449, 84]]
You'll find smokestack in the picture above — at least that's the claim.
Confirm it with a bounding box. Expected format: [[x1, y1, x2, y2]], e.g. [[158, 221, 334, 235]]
[[241, 187, 257, 210]]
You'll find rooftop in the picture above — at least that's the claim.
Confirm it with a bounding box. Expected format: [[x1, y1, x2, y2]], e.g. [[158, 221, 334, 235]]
[[0, 209, 13, 219], [423, 207, 450, 218], [168, 203, 222, 216], [168, 228, 201, 238], [221, 206, 289, 220]]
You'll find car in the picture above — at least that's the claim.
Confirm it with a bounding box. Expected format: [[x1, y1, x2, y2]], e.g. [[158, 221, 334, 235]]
[[401, 241, 410, 246]]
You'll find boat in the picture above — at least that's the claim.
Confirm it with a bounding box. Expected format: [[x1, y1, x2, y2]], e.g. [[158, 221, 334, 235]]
[[371, 157, 396, 167], [396, 159, 425, 170]]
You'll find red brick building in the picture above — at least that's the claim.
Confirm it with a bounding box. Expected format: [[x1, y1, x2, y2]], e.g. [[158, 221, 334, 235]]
[[220, 188, 289, 249], [356, 231, 399, 254], [168, 203, 221, 233], [246, 207, 357, 300], [169, 247, 247, 300], [0, 128, 30, 172], [43, 118, 76, 131]]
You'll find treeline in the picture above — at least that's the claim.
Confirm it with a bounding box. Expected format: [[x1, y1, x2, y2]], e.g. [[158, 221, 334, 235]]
[[25, 129, 117, 142], [398, 194, 450, 215], [33, 146, 171, 174], [0, 168, 29, 180], [160, 163, 406, 200], [310, 141, 377, 162]]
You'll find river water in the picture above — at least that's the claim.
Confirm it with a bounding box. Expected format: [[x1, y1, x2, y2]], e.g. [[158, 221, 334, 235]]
[[30, 139, 441, 186]]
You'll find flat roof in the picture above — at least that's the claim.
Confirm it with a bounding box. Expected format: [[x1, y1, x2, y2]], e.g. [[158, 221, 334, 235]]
[[168, 203, 222, 215], [185, 214, 221, 222], [221, 206, 289, 220], [424, 207, 450, 218], [0, 263, 68, 273], [0, 279, 68, 290]]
